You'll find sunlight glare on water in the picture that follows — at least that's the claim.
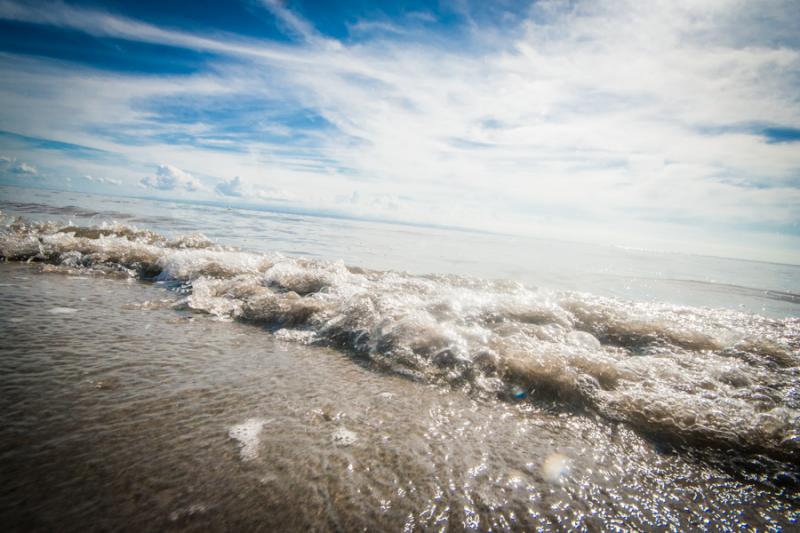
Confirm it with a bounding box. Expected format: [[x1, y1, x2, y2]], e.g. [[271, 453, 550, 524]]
[[0, 188, 798, 530]]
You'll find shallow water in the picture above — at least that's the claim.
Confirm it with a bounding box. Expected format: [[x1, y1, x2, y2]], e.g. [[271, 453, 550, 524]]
[[1, 262, 798, 531], [1, 189, 800, 530]]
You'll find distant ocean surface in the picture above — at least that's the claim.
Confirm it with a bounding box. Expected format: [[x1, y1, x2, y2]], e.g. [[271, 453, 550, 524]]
[[1, 184, 799, 530]]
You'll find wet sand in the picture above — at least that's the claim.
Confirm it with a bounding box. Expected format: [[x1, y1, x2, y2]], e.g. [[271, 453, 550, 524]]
[[1, 262, 798, 531]]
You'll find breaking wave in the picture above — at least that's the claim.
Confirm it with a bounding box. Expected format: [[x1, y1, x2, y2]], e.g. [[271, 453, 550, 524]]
[[1, 215, 798, 469]]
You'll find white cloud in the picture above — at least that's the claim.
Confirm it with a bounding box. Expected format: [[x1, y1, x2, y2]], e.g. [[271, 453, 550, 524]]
[[83, 174, 121, 185], [346, 20, 407, 37], [339, 190, 401, 212], [215, 175, 243, 197], [0, 155, 12, 165], [254, 187, 295, 203], [407, 11, 437, 24], [11, 161, 37, 175], [0, 0, 799, 261], [0, 0, 308, 66], [140, 164, 202, 192], [258, 0, 339, 50]]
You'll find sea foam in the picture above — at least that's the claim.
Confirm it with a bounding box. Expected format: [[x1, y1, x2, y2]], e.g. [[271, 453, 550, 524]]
[[2, 216, 798, 466], [228, 418, 267, 461]]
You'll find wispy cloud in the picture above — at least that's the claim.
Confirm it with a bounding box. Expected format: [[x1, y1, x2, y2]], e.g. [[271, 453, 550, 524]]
[[0, 0, 311, 66], [11, 161, 37, 175], [83, 174, 121, 186], [0, 0, 799, 262], [257, 0, 337, 49]]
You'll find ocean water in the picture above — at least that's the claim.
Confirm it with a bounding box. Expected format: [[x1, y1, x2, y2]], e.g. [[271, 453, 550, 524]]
[[2, 185, 798, 319], [1, 185, 799, 530]]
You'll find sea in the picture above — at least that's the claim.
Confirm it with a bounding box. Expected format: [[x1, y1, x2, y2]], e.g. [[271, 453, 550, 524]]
[[0, 184, 798, 530]]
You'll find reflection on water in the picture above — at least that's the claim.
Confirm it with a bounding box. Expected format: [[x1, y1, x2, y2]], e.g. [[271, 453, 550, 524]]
[[1, 263, 798, 531]]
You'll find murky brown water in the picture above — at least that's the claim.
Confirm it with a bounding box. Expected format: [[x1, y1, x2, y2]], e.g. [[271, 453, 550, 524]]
[[1, 262, 798, 531]]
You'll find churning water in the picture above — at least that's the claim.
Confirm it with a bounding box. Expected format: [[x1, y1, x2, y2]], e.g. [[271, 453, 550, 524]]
[[0, 186, 798, 530]]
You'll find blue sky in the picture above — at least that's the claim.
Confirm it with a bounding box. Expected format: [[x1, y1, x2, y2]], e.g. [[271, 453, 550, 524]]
[[0, 0, 799, 263]]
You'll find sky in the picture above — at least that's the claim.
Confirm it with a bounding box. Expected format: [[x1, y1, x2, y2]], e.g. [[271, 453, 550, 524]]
[[0, 0, 799, 263]]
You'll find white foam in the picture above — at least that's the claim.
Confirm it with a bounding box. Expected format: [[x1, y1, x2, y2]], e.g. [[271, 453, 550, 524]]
[[274, 328, 316, 343], [228, 418, 267, 461], [332, 427, 358, 446], [48, 307, 78, 314], [566, 330, 601, 350], [3, 218, 799, 464], [168, 503, 208, 522]]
